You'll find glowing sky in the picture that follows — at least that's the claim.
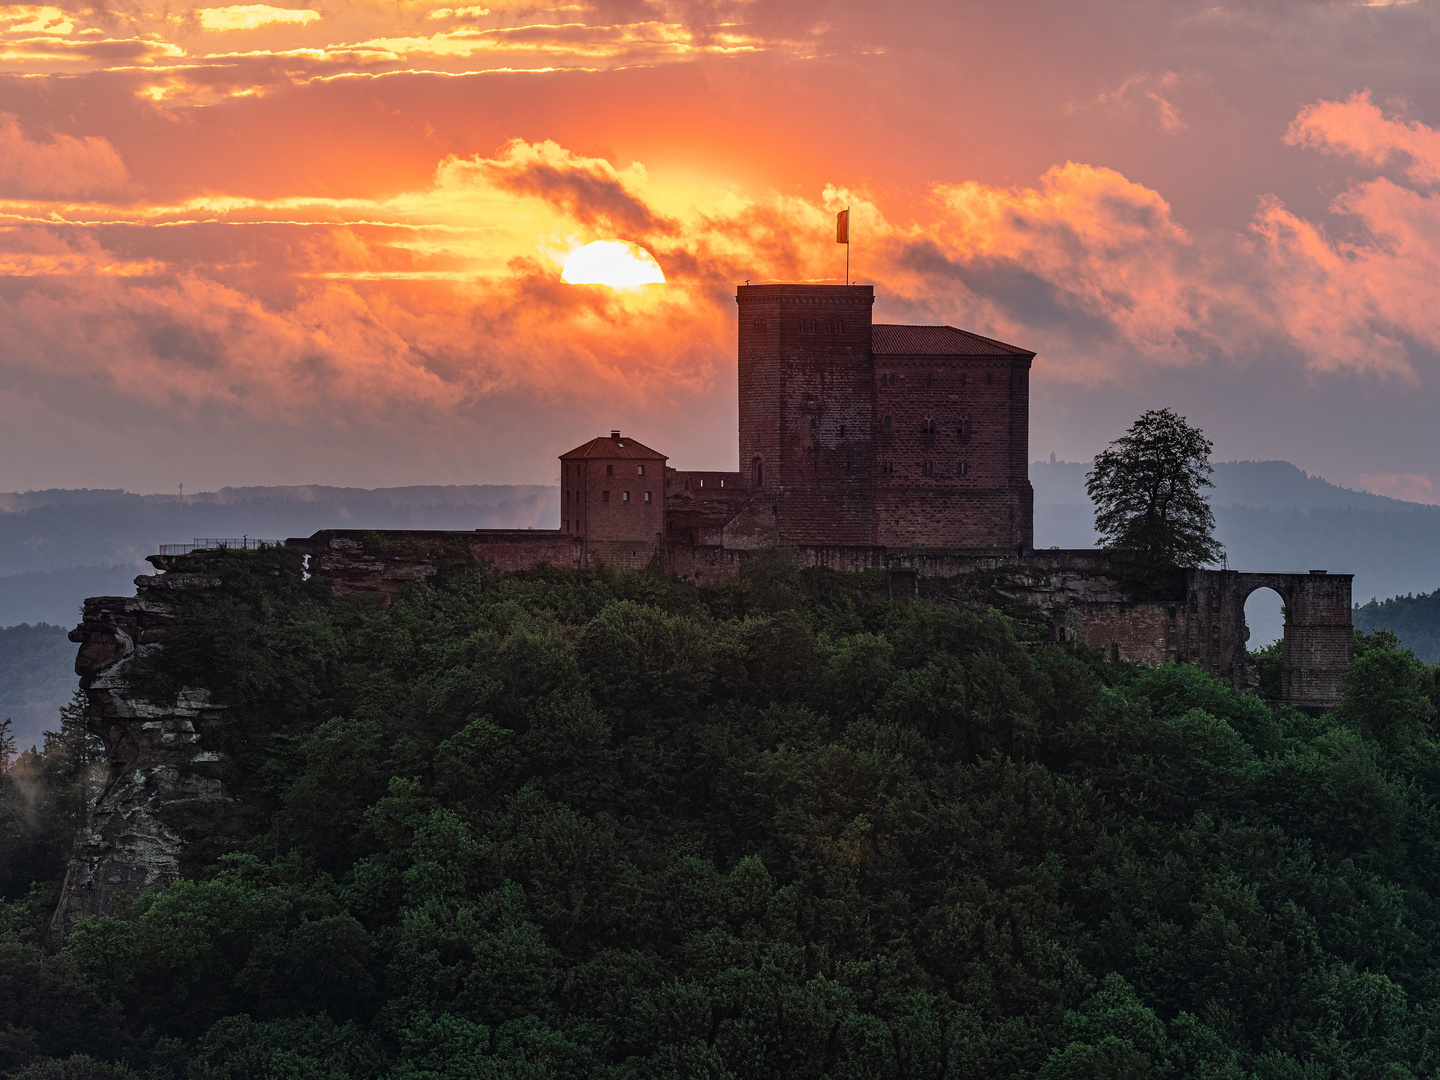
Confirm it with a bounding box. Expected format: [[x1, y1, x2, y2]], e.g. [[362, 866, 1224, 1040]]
[[4, 0, 1440, 502]]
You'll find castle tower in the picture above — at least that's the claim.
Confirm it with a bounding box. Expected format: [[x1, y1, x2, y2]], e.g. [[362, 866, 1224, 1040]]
[[735, 283, 1034, 551], [560, 430, 667, 569], [736, 284, 878, 544], [869, 325, 1035, 550]]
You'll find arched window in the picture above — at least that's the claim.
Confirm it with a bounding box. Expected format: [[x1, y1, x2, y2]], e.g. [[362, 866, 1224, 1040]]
[[882, 415, 892, 434], [752, 457, 764, 488]]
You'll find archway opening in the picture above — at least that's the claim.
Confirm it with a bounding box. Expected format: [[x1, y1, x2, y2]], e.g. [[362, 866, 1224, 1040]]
[[1244, 587, 1285, 650], [1244, 586, 1286, 699]]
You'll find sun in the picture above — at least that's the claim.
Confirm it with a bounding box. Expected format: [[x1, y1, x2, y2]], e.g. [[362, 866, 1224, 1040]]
[[561, 240, 666, 289]]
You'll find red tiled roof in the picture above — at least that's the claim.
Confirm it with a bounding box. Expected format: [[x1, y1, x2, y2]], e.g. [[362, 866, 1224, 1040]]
[[560, 434, 668, 460], [872, 324, 1034, 357]]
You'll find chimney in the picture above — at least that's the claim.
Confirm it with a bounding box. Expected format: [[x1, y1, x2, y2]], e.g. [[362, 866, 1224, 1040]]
[[611, 430, 621, 439]]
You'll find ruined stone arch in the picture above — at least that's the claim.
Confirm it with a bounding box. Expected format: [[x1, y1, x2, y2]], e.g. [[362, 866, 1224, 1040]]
[[1240, 583, 1288, 648]]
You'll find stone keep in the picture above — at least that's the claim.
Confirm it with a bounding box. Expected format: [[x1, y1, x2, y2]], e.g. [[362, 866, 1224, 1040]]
[[735, 284, 1035, 550]]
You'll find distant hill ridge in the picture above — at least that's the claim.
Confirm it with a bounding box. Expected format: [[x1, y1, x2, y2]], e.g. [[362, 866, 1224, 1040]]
[[1031, 459, 1437, 514], [0, 484, 557, 578]]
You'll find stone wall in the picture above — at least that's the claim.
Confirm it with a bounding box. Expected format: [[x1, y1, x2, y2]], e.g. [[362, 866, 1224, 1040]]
[[870, 356, 1033, 549], [1068, 568, 1354, 709], [285, 529, 583, 603]]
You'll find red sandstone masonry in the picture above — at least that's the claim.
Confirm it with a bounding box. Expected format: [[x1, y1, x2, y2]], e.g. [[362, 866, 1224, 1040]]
[[283, 282, 1349, 709], [734, 285, 1033, 551], [560, 434, 666, 549], [737, 285, 878, 545]]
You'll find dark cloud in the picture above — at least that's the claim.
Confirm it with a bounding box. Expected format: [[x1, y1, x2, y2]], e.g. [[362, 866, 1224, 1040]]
[[480, 156, 676, 238]]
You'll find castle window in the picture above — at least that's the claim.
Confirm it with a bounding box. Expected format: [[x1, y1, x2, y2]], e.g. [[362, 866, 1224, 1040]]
[[753, 319, 767, 332], [986, 373, 993, 385], [958, 461, 970, 477], [926, 374, 933, 387], [960, 373, 967, 387], [644, 491, 652, 503], [602, 490, 610, 504], [606, 464, 614, 476], [623, 491, 630, 503], [839, 424, 846, 439], [922, 417, 935, 434], [753, 457, 764, 488], [883, 415, 892, 434], [637, 465, 645, 475], [922, 460, 934, 476], [957, 418, 971, 437]]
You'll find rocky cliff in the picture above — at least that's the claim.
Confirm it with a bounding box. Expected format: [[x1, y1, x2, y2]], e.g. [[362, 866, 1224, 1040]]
[[53, 557, 231, 932]]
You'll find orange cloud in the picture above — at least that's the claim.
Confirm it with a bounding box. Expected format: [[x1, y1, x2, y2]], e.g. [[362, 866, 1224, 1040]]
[[197, 5, 322, 32], [0, 113, 132, 198], [1286, 89, 1440, 184], [1357, 472, 1438, 504], [0, 4, 71, 32], [1258, 91, 1440, 380], [6, 90, 1440, 456], [1069, 71, 1188, 133]]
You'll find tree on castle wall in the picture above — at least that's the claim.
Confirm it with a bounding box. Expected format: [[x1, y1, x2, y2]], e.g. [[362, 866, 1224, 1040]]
[[1087, 408, 1223, 569]]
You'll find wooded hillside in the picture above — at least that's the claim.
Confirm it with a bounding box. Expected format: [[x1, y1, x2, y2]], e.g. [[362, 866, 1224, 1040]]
[[2, 554, 1439, 1078]]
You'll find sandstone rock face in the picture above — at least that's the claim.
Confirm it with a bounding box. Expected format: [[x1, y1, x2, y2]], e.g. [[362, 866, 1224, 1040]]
[[53, 565, 230, 933]]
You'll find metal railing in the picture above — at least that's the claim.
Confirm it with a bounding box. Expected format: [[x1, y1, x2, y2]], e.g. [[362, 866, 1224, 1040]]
[[156, 537, 282, 556]]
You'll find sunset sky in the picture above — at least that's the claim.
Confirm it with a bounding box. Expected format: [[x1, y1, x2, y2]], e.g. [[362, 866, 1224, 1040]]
[[4, 0, 1440, 500]]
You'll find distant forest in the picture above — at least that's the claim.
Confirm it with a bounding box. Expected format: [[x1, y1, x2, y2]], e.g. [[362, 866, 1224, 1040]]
[[1356, 590, 1440, 664], [0, 624, 80, 753]]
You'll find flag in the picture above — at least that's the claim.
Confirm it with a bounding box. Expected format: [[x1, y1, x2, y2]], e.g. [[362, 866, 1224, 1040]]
[[836, 208, 849, 244]]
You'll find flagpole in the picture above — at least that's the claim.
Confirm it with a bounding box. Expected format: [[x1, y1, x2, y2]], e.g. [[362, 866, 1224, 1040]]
[[846, 205, 851, 284]]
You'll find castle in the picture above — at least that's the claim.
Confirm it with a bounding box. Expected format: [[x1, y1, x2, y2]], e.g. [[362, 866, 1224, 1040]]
[[55, 281, 1355, 928], [561, 284, 1036, 568], [282, 282, 1353, 711]]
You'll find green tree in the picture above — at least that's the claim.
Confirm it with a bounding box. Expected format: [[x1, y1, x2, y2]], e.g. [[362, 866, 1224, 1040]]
[[1086, 407, 1222, 568]]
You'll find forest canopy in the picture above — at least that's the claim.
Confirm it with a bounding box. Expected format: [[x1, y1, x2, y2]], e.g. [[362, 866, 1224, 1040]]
[[3, 551, 1440, 1079], [1355, 589, 1440, 665]]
